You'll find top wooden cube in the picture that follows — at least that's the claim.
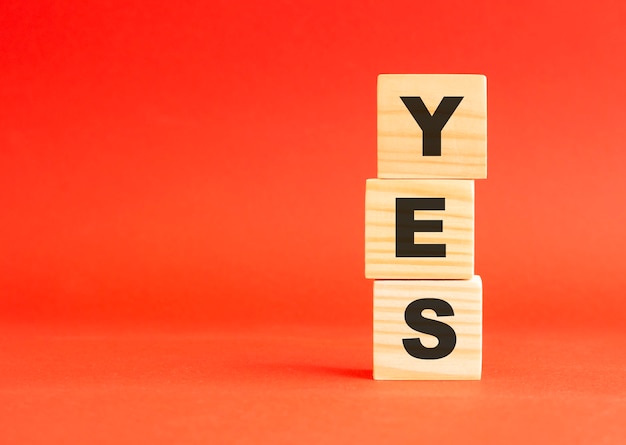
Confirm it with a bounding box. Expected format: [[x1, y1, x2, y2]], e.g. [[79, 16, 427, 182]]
[[378, 74, 487, 179]]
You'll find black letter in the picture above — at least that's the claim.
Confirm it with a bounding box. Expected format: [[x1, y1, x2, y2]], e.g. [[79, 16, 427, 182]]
[[396, 198, 445, 257], [400, 96, 463, 156], [403, 298, 456, 360]]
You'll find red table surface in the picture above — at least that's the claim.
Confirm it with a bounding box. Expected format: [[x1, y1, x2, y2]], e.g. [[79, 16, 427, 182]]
[[2, 0, 626, 443], [1, 324, 625, 444]]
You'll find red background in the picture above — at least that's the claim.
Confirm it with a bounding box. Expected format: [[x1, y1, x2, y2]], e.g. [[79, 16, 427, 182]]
[[1, 1, 625, 443]]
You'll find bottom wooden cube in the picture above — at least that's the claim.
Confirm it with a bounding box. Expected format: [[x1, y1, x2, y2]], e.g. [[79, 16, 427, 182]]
[[374, 276, 482, 380]]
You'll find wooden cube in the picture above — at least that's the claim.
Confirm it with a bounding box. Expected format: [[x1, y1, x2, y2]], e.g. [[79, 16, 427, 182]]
[[378, 74, 487, 179], [373, 277, 482, 380], [365, 179, 473, 279]]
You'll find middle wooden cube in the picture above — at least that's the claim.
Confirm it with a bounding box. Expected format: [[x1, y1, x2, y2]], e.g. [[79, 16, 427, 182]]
[[365, 179, 474, 279]]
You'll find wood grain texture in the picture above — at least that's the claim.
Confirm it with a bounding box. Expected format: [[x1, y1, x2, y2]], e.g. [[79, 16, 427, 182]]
[[365, 179, 474, 279], [373, 277, 482, 380], [378, 74, 487, 179]]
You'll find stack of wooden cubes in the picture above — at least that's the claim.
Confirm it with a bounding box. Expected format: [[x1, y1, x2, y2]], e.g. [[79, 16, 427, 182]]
[[365, 74, 487, 380]]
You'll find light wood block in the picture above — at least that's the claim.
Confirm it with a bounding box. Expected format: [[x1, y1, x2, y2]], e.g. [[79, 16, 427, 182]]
[[374, 277, 482, 380], [378, 74, 487, 179], [365, 179, 473, 279]]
